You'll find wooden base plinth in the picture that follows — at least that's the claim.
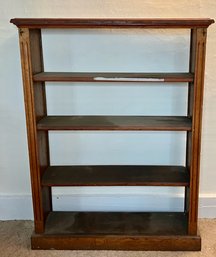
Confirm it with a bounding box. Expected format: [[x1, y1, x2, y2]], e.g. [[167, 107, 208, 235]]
[[31, 211, 201, 251], [31, 234, 201, 251]]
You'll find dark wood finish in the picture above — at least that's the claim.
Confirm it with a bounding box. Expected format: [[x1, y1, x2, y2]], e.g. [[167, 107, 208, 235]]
[[42, 165, 189, 187], [11, 18, 214, 28], [13, 17, 213, 251], [33, 72, 194, 83], [29, 30, 46, 122], [31, 233, 201, 251], [18, 28, 46, 233], [31, 211, 201, 251], [187, 28, 208, 235], [185, 29, 197, 213], [37, 116, 192, 131], [44, 211, 187, 235], [29, 30, 52, 225]]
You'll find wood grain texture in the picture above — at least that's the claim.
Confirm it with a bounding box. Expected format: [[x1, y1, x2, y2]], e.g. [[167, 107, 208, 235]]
[[14, 18, 213, 251], [31, 211, 201, 251], [187, 28, 207, 235], [42, 165, 189, 187], [37, 116, 192, 131], [29, 29, 52, 222], [185, 29, 197, 213], [45, 211, 188, 235], [19, 28, 44, 233], [33, 72, 194, 83], [11, 18, 214, 28], [31, 233, 201, 251], [19, 29, 52, 233]]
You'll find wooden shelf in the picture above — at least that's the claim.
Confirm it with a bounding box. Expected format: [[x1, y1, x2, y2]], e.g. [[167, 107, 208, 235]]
[[44, 211, 188, 235], [33, 72, 194, 83], [37, 116, 192, 131], [42, 165, 189, 187], [31, 211, 201, 251], [10, 18, 214, 28]]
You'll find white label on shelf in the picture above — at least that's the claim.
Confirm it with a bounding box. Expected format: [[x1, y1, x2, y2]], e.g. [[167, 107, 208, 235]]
[[94, 77, 165, 82]]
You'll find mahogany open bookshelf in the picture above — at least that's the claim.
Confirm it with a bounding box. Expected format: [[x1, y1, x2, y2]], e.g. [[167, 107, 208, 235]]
[[11, 18, 214, 251]]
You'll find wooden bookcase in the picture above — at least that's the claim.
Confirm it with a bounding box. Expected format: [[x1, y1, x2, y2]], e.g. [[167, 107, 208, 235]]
[[11, 18, 214, 251]]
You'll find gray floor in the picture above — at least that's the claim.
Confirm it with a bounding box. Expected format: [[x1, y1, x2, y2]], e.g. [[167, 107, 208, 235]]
[[0, 219, 215, 257]]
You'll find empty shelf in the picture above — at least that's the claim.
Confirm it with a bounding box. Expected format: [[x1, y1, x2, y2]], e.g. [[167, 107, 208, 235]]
[[37, 116, 192, 131], [42, 165, 189, 187], [32, 211, 199, 250], [44, 211, 188, 236]]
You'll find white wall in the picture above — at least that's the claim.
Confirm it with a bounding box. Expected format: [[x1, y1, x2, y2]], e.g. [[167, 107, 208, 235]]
[[0, 0, 216, 219]]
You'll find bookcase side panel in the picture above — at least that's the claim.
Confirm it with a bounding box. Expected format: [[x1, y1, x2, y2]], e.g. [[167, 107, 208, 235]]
[[29, 29, 52, 220], [186, 28, 207, 235], [19, 28, 51, 233]]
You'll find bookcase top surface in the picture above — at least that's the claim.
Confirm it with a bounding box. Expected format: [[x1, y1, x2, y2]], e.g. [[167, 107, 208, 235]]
[[10, 18, 214, 29]]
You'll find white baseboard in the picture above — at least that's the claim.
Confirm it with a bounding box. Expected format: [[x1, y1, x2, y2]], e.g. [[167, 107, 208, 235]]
[[0, 192, 215, 220]]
